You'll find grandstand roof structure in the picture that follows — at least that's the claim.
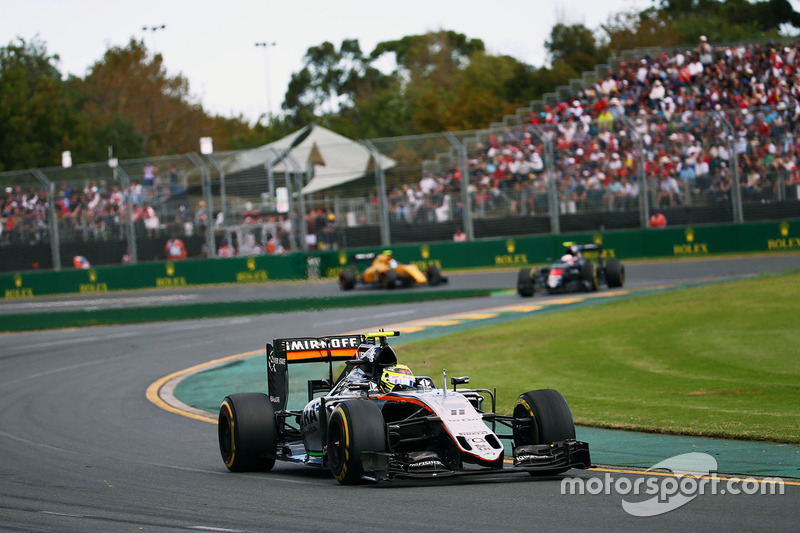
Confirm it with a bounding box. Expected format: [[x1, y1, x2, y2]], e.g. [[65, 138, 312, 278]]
[[218, 123, 396, 195]]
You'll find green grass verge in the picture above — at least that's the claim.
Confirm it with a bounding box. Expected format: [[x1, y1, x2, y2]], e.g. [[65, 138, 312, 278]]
[[398, 271, 800, 443], [0, 288, 496, 332]]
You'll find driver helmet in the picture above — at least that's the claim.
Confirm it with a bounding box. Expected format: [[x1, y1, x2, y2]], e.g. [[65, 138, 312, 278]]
[[382, 249, 398, 268], [380, 364, 415, 392], [560, 253, 575, 264]]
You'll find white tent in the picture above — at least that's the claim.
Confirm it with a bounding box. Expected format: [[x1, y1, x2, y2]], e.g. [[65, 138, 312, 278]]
[[218, 124, 395, 194]]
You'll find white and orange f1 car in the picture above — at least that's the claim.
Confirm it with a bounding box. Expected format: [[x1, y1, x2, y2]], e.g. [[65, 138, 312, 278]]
[[218, 331, 590, 484]]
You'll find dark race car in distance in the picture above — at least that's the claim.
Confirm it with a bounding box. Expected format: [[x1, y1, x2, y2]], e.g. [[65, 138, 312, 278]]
[[517, 242, 624, 297]]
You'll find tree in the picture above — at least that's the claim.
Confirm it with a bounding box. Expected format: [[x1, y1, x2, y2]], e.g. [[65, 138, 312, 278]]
[[283, 39, 377, 130], [0, 37, 82, 171], [74, 39, 217, 157], [546, 23, 609, 75], [607, 0, 800, 51], [370, 31, 488, 132], [601, 8, 681, 53], [282, 31, 499, 136], [659, 0, 800, 30]]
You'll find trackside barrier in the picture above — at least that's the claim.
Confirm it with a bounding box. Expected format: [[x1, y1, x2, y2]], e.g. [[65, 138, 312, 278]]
[[2, 221, 798, 299]]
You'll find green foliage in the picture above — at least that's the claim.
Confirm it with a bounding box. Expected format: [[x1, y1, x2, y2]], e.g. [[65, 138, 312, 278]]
[[546, 23, 610, 71], [75, 39, 217, 158], [283, 39, 375, 131], [0, 37, 81, 170], [606, 0, 799, 52]]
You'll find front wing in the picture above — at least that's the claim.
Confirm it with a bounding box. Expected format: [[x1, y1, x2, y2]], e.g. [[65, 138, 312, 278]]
[[361, 439, 591, 480]]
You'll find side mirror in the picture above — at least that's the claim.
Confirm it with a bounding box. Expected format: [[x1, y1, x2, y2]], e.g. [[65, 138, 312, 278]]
[[451, 376, 469, 389]]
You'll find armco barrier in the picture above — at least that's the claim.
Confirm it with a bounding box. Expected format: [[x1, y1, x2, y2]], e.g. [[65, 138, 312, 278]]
[[318, 220, 800, 277], [3, 254, 306, 298], [3, 221, 799, 299]]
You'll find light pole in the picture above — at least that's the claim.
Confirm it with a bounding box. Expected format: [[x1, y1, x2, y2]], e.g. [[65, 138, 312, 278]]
[[255, 41, 277, 119], [142, 24, 166, 55]]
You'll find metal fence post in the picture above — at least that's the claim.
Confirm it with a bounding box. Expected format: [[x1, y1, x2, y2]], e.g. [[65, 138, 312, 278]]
[[30, 169, 61, 270], [188, 153, 216, 257], [206, 155, 227, 225], [715, 111, 744, 223], [622, 117, 650, 228], [362, 140, 391, 247], [116, 167, 139, 263], [264, 147, 280, 213], [529, 126, 560, 234], [285, 154, 308, 251], [442, 132, 473, 240]]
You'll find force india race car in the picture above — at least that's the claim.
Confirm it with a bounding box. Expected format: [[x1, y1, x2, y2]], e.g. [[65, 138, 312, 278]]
[[517, 242, 624, 297], [338, 250, 447, 290], [218, 331, 591, 484]]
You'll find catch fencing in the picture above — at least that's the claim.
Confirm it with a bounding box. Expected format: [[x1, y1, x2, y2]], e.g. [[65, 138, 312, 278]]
[[1, 107, 799, 272]]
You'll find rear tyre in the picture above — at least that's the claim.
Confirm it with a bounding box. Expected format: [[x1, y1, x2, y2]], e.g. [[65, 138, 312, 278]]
[[582, 262, 599, 291], [383, 269, 397, 289], [218, 393, 277, 472], [327, 400, 387, 485], [513, 389, 576, 476], [339, 269, 356, 290], [426, 264, 442, 286], [605, 260, 625, 288], [517, 268, 535, 297]]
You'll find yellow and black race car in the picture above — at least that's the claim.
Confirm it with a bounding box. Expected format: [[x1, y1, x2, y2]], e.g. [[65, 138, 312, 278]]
[[338, 250, 446, 290]]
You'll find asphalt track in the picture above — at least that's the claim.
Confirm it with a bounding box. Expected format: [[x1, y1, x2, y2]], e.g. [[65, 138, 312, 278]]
[[1, 254, 799, 532]]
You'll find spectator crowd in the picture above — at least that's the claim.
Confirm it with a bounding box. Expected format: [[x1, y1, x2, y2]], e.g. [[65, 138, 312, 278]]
[[384, 38, 800, 224]]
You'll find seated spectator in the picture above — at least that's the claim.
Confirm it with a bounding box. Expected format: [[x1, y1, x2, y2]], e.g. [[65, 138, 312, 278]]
[[265, 232, 284, 254], [165, 235, 187, 260], [217, 239, 235, 257], [649, 207, 667, 228], [73, 254, 91, 269]]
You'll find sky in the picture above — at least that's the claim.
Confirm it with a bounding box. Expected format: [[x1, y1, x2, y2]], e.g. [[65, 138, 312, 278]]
[[2, 0, 662, 124]]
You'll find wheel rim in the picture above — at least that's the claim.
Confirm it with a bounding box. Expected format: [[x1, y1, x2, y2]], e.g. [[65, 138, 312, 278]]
[[328, 417, 345, 471], [218, 404, 234, 463], [512, 403, 536, 446]]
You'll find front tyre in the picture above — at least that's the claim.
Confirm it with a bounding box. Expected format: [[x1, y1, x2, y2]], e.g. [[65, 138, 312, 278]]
[[218, 393, 277, 472], [517, 268, 535, 297], [513, 389, 576, 475], [605, 260, 625, 288], [426, 264, 442, 286], [339, 269, 356, 290], [327, 400, 387, 485], [582, 262, 599, 292]]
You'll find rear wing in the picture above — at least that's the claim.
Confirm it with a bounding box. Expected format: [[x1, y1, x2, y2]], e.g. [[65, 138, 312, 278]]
[[563, 241, 604, 261], [563, 241, 603, 253], [267, 334, 364, 411], [577, 244, 604, 262], [352, 252, 377, 262]]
